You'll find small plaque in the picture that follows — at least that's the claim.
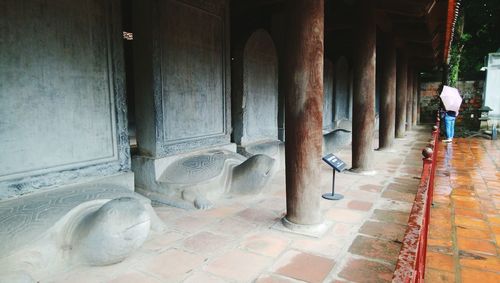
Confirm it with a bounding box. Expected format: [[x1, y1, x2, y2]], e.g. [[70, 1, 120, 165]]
[[322, 153, 347, 172]]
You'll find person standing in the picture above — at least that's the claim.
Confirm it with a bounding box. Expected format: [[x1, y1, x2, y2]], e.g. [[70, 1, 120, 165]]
[[444, 110, 457, 142]]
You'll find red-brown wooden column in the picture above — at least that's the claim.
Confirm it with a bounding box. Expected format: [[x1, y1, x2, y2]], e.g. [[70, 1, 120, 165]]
[[282, 0, 324, 228], [379, 34, 397, 150], [406, 68, 413, 131], [413, 73, 419, 126], [396, 50, 407, 138], [351, 0, 376, 172]]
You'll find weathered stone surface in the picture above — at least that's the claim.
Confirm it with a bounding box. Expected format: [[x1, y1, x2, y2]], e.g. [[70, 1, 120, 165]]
[[234, 29, 279, 145], [335, 57, 351, 122], [134, 150, 275, 210], [323, 120, 353, 153], [0, 185, 164, 281], [132, 0, 230, 157], [0, 0, 129, 197], [322, 57, 353, 154], [324, 58, 334, 131], [232, 29, 283, 171], [74, 197, 151, 266]]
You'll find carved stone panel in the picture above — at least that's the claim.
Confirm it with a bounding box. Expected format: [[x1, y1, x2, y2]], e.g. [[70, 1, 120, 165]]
[[160, 0, 225, 142], [0, 0, 128, 191], [240, 30, 279, 145], [132, 0, 229, 157]]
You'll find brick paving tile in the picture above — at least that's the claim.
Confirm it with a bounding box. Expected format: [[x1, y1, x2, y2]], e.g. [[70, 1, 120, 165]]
[[108, 271, 163, 283], [457, 237, 498, 255], [427, 138, 500, 282], [428, 238, 453, 249], [181, 231, 232, 255], [338, 258, 393, 283], [141, 231, 184, 253], [358, 221, 407, 242], [136, 249, 205, 281], [240, 233, 290, 257], [348, 235, 401, 264], [236, 207, 281, 225], [371, 209, 409, 225], [255, 274, 301, 283], [359, 184, 383, 193], [183, 271, 225, 283], [429, 224, 453, 239], [386, 182, 419, 194], [207, 217, 258, 237], [456, 226, 492, 240], [324, 207, 366, 223], [347, 200, 373, 211], [424, 268, 456, 283], [461, 268, 500, 283], [331, 222, 356, 237], [381, 189, 416, 203], [459, 253, 500, 272], [204, 250, 272, 281], [426, 251, 455, 272], [172, 215, 218, 233], [270, 250, 335, 283], [455, 208, 484, 218], [454, 215, 490, 230]]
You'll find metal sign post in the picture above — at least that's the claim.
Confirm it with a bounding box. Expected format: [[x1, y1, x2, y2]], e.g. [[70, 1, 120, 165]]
[[321, 153, 347, 201]]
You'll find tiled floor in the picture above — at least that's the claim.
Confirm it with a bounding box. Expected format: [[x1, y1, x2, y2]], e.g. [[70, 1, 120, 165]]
[[42, 127, 431, 283], [426, 137, 500, 283]]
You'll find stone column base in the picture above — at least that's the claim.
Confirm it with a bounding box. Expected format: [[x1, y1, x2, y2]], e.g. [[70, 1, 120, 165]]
[[272, 217, 331, 238]]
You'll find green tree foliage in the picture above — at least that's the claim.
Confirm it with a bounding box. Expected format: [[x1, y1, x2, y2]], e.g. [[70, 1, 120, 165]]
[[459, 0, 500, 75]]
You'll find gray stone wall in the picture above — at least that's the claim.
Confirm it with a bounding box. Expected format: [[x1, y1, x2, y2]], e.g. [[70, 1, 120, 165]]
[[335, 56, 351, 122], [132, 0, 230, 157], [323, 59, 334, 130], [0, 0, 129, 198]]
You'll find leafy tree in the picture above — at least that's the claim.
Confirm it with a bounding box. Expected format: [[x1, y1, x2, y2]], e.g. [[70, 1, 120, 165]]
[[458, 0, 500, 75]]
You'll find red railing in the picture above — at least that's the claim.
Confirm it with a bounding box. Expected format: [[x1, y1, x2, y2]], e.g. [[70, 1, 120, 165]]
[[392, 116, 440, 283]]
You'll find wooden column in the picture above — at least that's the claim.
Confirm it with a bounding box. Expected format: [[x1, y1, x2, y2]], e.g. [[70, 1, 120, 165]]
[[379, 34, 397, 150], [413, 73, 419, 126], [406, 68, 413, 131], [283, 0, 324, 226], [396, 50, 407, 138], [352, 0, 376, 172]]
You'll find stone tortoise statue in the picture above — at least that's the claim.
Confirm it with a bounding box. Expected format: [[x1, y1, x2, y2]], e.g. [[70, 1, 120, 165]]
[[0, 184, 165, 282], [136, 150, 276, 210]]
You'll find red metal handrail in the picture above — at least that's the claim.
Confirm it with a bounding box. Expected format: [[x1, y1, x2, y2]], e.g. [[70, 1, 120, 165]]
[[392, 115, 440, 283]]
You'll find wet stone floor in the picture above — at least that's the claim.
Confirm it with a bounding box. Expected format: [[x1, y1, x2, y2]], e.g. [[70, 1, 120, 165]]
[[44, 127, 431, 283], [426, 137, 500, 283]]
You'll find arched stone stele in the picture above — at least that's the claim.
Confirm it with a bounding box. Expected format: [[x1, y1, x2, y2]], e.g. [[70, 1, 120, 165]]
[[237, 29, 279, 145]]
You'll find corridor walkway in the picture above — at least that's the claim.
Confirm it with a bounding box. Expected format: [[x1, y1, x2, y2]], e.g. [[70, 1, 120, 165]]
[[426, 138, 500, 282], [44, 127, 431, 283]]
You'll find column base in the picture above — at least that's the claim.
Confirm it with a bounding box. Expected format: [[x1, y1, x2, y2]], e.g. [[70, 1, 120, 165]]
[[271, 216, 331, 238]]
